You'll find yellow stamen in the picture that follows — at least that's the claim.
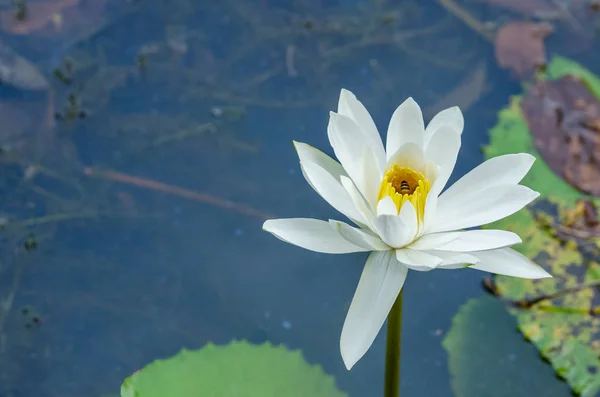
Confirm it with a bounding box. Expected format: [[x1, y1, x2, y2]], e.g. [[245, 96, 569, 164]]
[[378, 165, 430, 224]]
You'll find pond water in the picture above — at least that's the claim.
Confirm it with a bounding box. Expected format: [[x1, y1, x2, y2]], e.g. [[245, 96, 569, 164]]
[[0, 0, 598, 396]]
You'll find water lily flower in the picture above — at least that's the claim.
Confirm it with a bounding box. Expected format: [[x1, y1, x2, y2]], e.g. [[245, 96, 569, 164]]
[[262, 89, 552, 370]]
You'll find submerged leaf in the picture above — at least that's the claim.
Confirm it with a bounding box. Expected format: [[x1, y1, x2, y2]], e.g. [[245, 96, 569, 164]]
[[121, 340, 347, 397], [443, 295, 571, 397], [484, 56, 600, 396], [494, 21, 552, 79]]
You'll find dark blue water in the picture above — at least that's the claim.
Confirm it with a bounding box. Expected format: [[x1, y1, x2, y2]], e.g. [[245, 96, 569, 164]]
[[0, 0, 595, 396]]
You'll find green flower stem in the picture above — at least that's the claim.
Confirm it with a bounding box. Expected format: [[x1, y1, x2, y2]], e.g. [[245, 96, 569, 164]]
[[384, 290, 403, 397]]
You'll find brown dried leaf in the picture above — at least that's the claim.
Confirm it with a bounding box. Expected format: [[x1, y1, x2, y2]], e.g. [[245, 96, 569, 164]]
[[558, 199, 600, 238], [494, 21, 553, 79], [521, 75, 600, 196], [582, 200, 599, 226]]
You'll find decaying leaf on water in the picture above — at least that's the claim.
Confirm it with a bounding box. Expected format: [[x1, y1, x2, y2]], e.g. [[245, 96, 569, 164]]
[[478, 0, 596, 51], [0, 39, 48, 90], [423, 60, 487, 120], [520, 75, 600, 196], [494, 21, 552, 79], [481, 56, 600, 396], [560, 199, 599, 231]]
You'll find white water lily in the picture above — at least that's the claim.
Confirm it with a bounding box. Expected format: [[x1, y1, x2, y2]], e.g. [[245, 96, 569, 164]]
[[262, 89, 551, 370]]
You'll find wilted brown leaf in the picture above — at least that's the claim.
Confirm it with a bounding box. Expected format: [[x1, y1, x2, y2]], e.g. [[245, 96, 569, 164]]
[[481, 0, 595, 53], [494, 21, 553, 79], [521, 75, 600, 196]]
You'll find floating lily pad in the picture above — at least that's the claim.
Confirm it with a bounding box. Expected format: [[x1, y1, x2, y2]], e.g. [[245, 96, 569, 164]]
[[483, 56, 600, 396], [120, 340, 347, 397], [443, 295, 570, 397]]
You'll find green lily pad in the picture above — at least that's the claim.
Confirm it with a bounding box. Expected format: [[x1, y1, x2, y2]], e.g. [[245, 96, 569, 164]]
[[120, 340, 347, 397], [443, 295, 571, 397], [483, 56, 600, 396]]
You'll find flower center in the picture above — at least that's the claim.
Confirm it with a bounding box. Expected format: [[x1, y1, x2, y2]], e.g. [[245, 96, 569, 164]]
[[378, 165, 431, 223]]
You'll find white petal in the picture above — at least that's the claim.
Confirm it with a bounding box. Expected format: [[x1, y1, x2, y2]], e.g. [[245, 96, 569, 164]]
[[377, 196, 398, 216], [424, 126, 461, 195], [328, 112, 381, 200], [469, 248, 552, 279], [424, 106, 464, 146], [432, 251, 479, 269], [330, 220, 389, 251], [372, 214, 411, 248], [294, 141, 346, 182], [300, 160, 363, 223], [409, 230, 521, 252], [386, 97, 425, 160], [423, 189, 438, 232], [398, 201, 418, 242], [356, 147, 383, 209], [439, 153, 536, 206], [399, 249, 479, 269], [341, 251, 408, 370], [385, 142, 426, 172], [421, 127, 460, 231], [408, 232, 459, 251], [428, 184, 540, 233], [263, 218, 370, 254], [395, 248, 442, 271], [341, 176, 373, 226], [424, 160, 439, 183], [338, 89, 386, 170]]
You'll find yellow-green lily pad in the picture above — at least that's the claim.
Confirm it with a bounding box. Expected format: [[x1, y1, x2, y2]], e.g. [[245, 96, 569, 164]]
[[484, 56, 600, 396], [120, 340, 347, 397]]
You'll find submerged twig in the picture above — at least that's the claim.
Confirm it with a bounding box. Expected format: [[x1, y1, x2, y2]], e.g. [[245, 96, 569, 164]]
[[0, 257, 23, 334], [83, 167, 273, 220], [436, 0, 494, 42], [153, 122, 217, 146], [286, 44, 298, 77], [534, 211, 600, 239], [0, 242, 35, 335], [6, 211, 100, 228], [483, 277, 600, 314]]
